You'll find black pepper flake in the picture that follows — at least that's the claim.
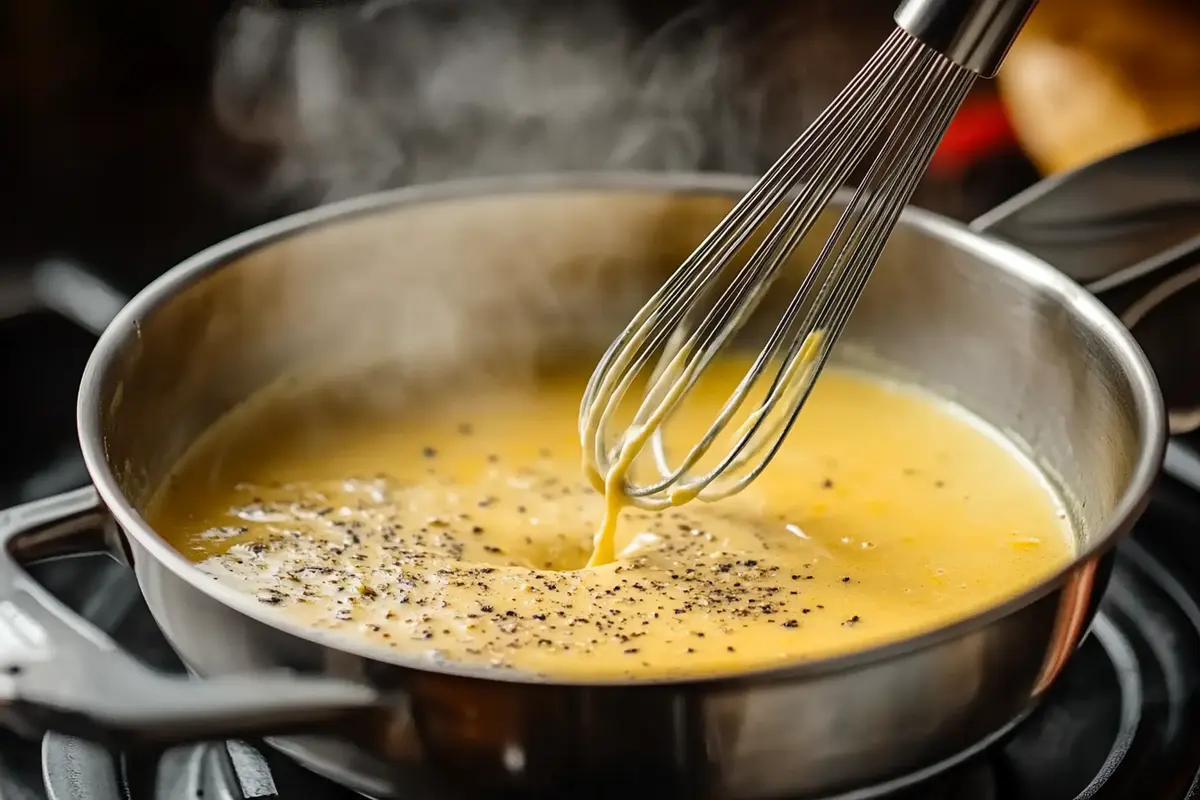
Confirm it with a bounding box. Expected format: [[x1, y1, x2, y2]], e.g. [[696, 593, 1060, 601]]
[[208, 453, 875, 675], [822, 478, 834, 489], [422, 446, 437, 458], [842, 615, 861, 627]]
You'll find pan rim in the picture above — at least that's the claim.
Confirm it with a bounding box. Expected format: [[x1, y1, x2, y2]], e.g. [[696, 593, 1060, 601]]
[[76, 171, 1167, 688]]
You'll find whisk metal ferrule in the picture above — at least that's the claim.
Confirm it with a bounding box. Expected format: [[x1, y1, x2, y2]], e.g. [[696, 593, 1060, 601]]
[[894, 0, 1038, 76]]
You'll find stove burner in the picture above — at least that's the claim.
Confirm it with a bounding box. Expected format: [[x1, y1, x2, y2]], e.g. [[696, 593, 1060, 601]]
[[33, 526, 1200, 800]]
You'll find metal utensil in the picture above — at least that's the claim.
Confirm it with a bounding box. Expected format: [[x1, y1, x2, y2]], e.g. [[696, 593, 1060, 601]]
[[0, 170, 1164, 799], [581, 0, 1037, 510]]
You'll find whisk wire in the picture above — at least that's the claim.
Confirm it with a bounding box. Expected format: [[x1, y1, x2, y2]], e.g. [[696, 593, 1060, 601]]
[[578, 30, 911, 439], [663, 37, 956, 471], [587, 31, 921, 491], [735, 67, 976, 490], [646, 37, 969, 497], [759, 60, 974, 424], [582, 27, 981, 510]]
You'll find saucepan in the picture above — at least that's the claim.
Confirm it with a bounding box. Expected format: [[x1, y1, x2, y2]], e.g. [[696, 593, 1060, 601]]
[[0, 137, 1184, 799]]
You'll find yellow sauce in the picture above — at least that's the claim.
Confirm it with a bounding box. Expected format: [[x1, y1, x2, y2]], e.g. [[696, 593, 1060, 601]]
[[148, 361, 1073, 680]]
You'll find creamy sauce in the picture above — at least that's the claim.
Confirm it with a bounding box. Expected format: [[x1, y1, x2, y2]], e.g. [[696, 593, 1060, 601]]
[[148, 361, 1073, 680]]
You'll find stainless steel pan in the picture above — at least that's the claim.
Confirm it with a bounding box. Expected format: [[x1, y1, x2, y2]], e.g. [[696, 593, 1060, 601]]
[[0, 165, 1170, 799]]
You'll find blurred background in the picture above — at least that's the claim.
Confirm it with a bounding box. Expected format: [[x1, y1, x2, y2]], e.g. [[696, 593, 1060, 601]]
[[2, 0, 1197, 285]]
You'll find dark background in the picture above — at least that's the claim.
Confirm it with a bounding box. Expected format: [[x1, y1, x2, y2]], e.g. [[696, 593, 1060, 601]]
[[0, 0, 1047, 293], [3, 0, 1198, 288]]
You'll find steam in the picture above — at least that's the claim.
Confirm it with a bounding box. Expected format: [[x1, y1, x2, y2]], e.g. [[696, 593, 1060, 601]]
[[136, 0, 905, 503], [210, 0, 764, 204]]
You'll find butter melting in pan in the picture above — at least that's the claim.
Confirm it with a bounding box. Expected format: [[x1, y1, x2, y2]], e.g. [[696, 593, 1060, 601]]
[[148, 360, 1073, 680]]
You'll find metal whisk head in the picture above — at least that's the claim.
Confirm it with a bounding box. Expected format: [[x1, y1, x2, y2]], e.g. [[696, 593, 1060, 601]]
[[580, 0, 1037, 511]]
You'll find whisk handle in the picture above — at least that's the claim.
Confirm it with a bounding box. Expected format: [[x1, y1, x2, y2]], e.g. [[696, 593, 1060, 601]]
[[895, 0, 1038, 77]]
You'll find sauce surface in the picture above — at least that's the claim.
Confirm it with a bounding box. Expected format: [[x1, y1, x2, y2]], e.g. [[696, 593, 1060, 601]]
[[148, 362, 1073, 680]]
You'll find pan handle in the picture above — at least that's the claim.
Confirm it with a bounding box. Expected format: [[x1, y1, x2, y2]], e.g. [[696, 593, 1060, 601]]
[[970, 127, 1200, 485], [0, 486, 379, 748], [969, 126, 1200, 298]]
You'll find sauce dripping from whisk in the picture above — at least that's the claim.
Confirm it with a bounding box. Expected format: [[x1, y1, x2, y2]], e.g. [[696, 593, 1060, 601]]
[[584, 332, 826, 568]]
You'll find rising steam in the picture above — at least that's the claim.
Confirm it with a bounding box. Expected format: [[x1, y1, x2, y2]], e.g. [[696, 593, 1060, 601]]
[[210, 0, 765, 204]]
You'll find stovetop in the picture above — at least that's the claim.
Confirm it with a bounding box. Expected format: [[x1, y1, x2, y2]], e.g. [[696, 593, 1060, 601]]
[[5, 234, 1200, 798]]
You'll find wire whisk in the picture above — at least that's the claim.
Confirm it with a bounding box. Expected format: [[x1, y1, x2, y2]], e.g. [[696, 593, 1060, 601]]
[[581, 0, 1038, 512]]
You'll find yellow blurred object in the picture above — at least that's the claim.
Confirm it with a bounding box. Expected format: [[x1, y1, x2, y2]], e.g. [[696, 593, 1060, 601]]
[[997, 0, 1200, 175]]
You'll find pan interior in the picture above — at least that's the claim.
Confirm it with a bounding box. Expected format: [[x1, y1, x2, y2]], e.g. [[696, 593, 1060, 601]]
[[100, 188, 1145, 530], [91, 183, 1152, 671]]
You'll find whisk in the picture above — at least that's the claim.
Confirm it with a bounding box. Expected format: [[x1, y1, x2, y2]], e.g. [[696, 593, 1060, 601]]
[[581, 0, 1038, 511]]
